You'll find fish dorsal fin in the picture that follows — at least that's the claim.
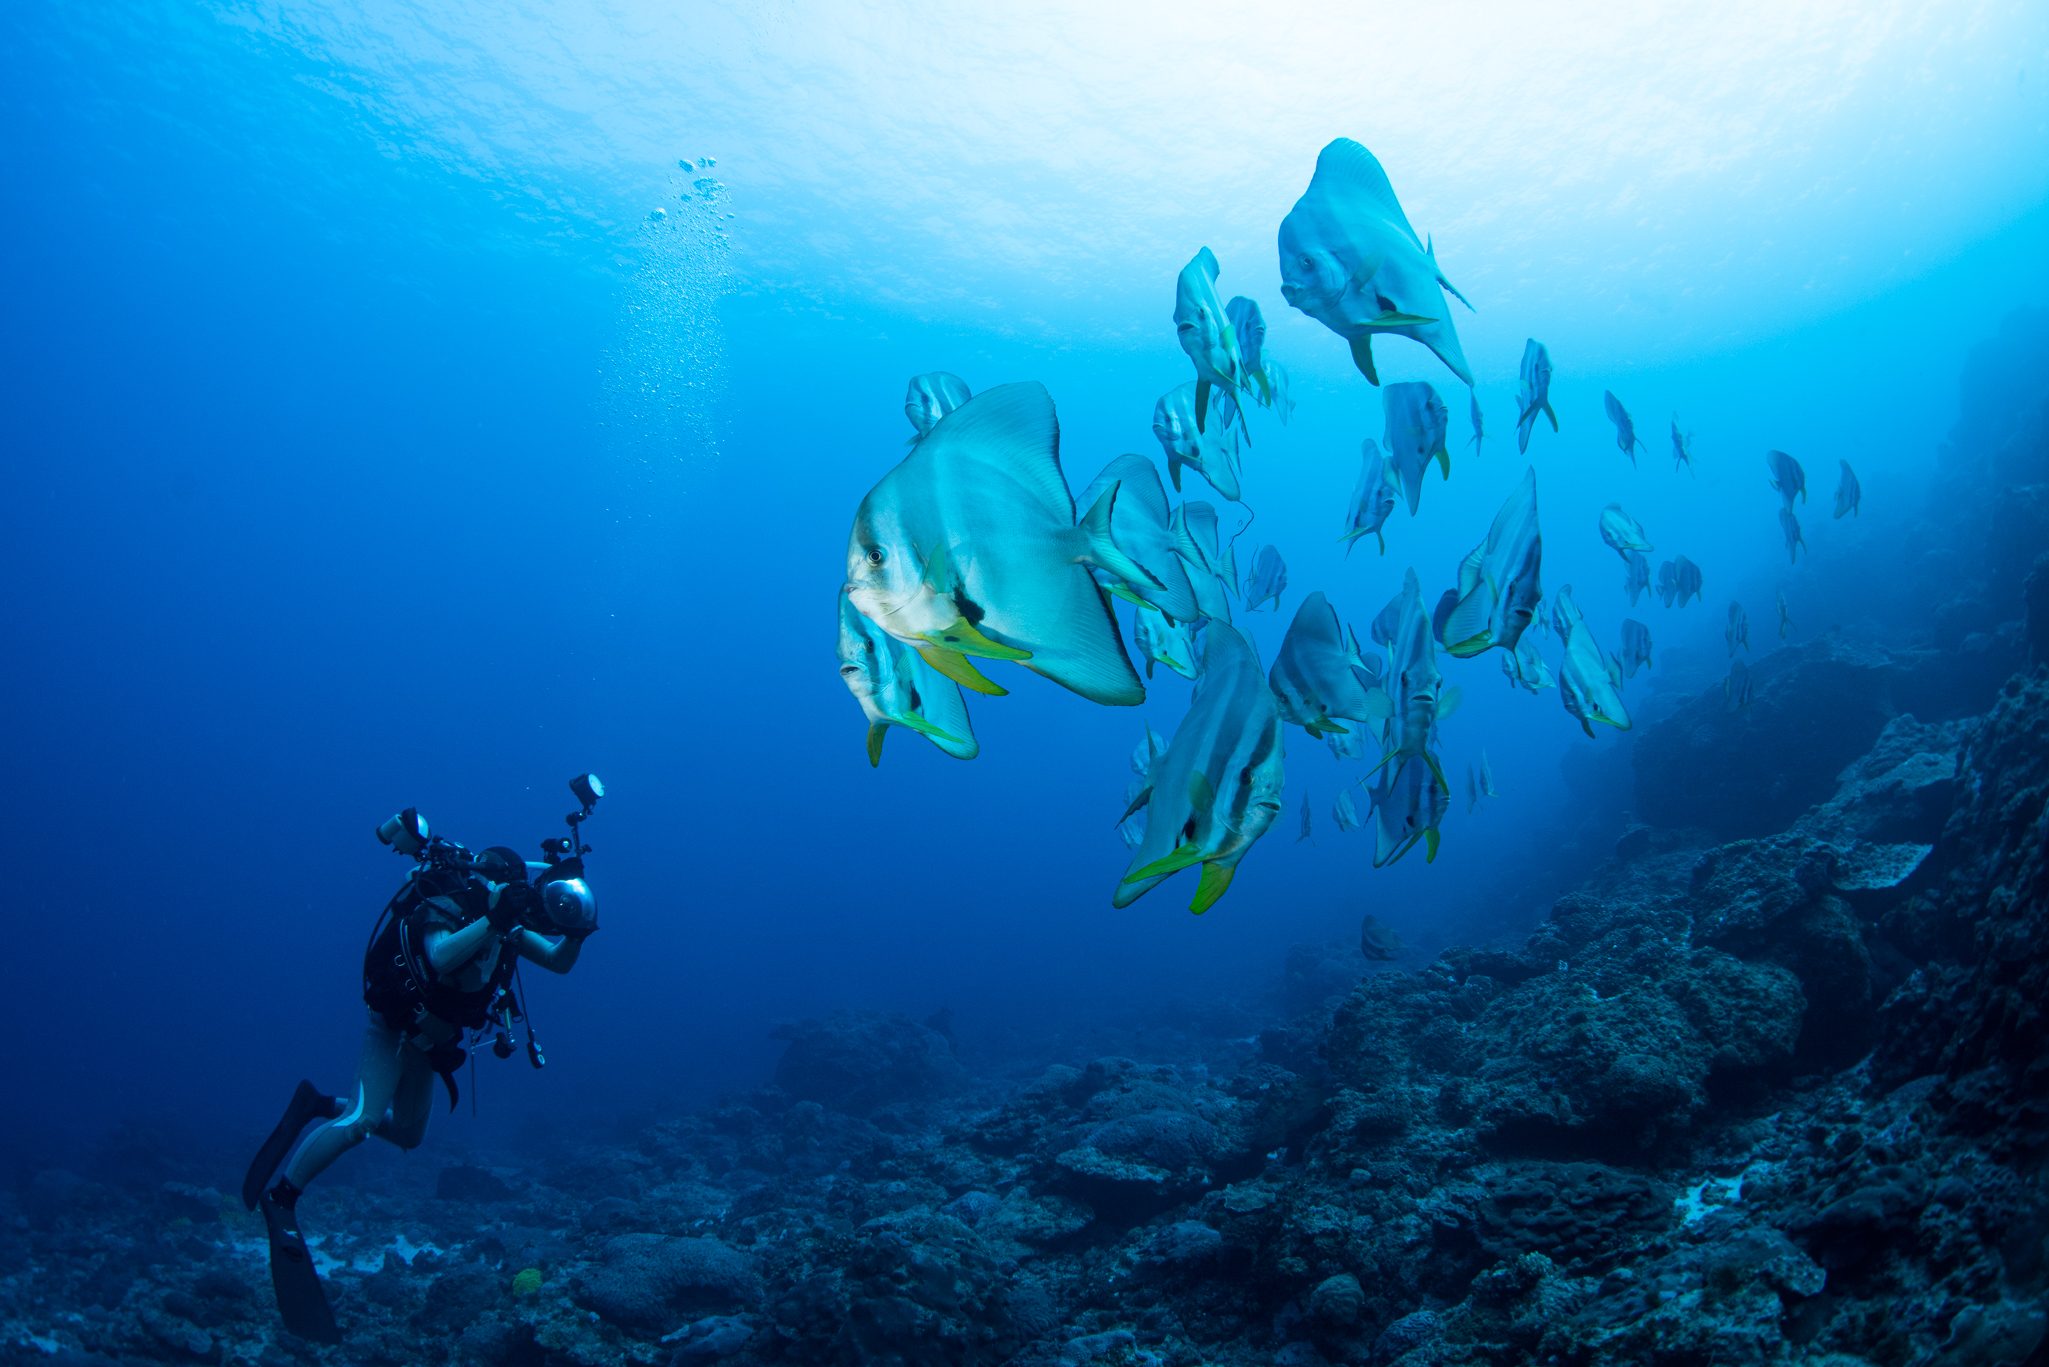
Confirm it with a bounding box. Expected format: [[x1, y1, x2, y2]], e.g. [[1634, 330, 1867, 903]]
[[1194, 246, 1220, 283], [1188, 770, 1216, 814], [1081, 453, 1172, 531], [922, 381, 1072, 524], [1312, 138, 1422, 248]]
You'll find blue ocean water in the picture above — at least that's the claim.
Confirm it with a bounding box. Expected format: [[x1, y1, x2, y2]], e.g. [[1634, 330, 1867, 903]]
[[4, 0, 2048, 1172]]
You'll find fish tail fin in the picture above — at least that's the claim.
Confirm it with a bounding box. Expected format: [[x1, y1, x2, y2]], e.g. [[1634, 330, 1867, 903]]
[[1443, 583, 1496, 658], [866, 724, 887, 767], [1190, 861, 1234, 914], [1079, 483, 1165, 592]]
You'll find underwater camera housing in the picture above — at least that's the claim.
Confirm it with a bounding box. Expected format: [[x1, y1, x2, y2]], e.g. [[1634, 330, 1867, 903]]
[[374, 773, 604, 936]]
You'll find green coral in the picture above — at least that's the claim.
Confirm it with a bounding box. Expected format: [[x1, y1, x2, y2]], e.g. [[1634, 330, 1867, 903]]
[[510, 1267, 544, 1298]]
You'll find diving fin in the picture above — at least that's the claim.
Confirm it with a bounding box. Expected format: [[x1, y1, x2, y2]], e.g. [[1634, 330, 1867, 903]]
[[262, 1183, 340, 1343], [242, 1079, 340, 1211]]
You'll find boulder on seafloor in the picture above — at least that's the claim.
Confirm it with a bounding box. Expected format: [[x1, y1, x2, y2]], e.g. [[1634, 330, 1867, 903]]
[[570, 1235, 761, 1336], [769, 1010, 964, 1115]]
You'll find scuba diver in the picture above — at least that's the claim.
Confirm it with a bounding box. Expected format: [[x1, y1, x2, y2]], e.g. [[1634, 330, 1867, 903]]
[[240, 774, 606, 1342]]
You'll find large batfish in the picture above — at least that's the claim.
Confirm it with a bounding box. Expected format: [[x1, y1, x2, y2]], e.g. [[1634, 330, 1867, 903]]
[[1767, 450, 1807, 508], [1133, 602, 1201, 681], [1835, 461, 1861, 519], [1598, 504, 1654, 562], [1174, 247, 1246, 433], [1271, 591, 1373, 739], [1363, 567, 1460, 794], [1077, 454, 1200, 624], [1622, 550, 1651, 607], [1602, 391, 1646, 466], [1153, 381, 1244, 502], [1779, 507, 1806, 565], [1725, 657, 1754, 715], [1656, 555, 1703, 609], [1384, 381, 1451, 515], [1619, 618, 1653, 680], [1226, 296, 1271, 407], [1554, 584, 1631, 738], [904, 372, 972, 444], [1171, 500, 1235, 623], [1671, 414, 1696, 475], [1340, 439, 1398, 556], [1726, 601, 1750, 656], [1243, 545, 1288, 612], [1470, 392, 1486, 458], [845, 381, 1152, 706], [1502, 634, 1555, 693], [1442, 466, 1542, 659], [1115, 623, 1284, 913], [1364, 739, 1449, 867], [1778, 589, 1793, 640], [1276, 137, 1474, 388], [1515, 340, 1557, 455], [1333, 788, 1364, 833], [837, 593, 977, 765]]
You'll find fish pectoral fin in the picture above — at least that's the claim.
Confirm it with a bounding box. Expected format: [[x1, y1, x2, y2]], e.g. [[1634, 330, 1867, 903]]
[[1125, 842, 1207, 883], [899, 713, 965, 745], [1350, 252, 1384, 287], [917, 646, 1010, 696], [1188, 770, 1216, 814], [866, 724, 887, 767], [920, 618, 1031, 663], [1190, 862, 1235, 914], [1195, 379, 1211, 433], [1369, 310, 1439, 327], [1348, 335, 1380, 385], [1436, 686, 1464, 720]]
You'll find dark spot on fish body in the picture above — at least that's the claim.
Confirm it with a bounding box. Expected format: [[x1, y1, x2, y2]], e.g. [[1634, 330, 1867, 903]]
[[953, 591, 985, 626]]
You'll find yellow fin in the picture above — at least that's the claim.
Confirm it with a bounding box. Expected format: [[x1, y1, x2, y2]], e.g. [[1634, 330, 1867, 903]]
[[1126, 843, 1206, 883], [1190, 862, 1234, 914], [1424, 827, 1441, 862], [917, 646, 1009, 696], [920, 617, 1031, 662], [866, 724, 887, 767]]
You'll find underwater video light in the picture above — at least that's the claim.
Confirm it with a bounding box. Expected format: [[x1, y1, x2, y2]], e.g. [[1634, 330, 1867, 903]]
[[569, 773, 604, 810], [375, 807, 429, 857]]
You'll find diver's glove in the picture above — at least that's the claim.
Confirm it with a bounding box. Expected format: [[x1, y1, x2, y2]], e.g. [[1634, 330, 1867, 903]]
[[487, 883, 539, 936]]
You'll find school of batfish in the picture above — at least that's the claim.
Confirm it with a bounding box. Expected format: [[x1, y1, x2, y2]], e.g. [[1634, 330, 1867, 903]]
[[835, 138, 1867, 914]]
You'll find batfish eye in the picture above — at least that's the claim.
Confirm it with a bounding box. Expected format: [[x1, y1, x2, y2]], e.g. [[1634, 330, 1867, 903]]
[[866, 548, 885, 566]]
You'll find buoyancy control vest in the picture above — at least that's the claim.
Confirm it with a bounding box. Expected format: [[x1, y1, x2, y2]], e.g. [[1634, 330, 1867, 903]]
[[361, 868, 522, 1109]]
